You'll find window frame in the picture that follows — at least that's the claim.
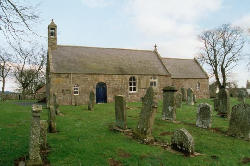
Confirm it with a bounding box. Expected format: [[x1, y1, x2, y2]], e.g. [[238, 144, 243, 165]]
[[129, 76, 137, 93], [149, 76, 158, 88], [196, 82, 201, 91], [50, 28, 55, 38], [73, 84, 79, 95]]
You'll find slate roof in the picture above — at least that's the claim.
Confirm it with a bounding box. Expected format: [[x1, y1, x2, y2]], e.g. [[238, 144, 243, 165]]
[[50, 45, 170, 75], [161, 58, 208, 79]]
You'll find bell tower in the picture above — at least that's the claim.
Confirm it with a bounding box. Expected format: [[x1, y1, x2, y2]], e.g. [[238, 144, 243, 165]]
[[48, 19, 57, 50]]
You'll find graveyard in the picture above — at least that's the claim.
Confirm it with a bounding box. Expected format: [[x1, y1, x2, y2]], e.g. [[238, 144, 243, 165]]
[[0, 96, 250, 166]]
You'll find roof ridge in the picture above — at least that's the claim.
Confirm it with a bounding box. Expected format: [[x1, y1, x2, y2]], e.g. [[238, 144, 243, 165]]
[[161, 57, 194, 60], [57, 44, 154, 52]]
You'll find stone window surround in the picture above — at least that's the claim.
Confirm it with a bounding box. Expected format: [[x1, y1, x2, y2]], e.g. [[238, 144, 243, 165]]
[[196, 82, 200, 91], [129, 76, 137, 93], [50, 28, 55, 38], [150, 76, 158, 87], [73, 84, 79, 95]]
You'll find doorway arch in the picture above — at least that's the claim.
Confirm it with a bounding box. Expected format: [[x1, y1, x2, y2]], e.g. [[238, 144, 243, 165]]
[[96, 82, 107, 103]]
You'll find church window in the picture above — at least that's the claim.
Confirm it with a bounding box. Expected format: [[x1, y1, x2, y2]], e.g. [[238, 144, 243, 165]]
[[129, 76, 136, 92], [50, 28, 55, 37], [196, 82, 200, 91], [73, 84, 79, 95], [150, 76, 157, 87]]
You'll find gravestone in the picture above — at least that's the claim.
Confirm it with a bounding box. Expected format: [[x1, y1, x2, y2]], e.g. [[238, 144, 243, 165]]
[[228, 104, 250, 140], [196, 103, 212, 128], [218, 88, 230, 117], [193, 94, 197, 103], [213, 98, 219, 112], [48, 105, 56, 133], [114, 95, 127, 130], [181, 88, 187, 102], [88, 90, 95, 111], [175, 92, 182, 108], [171, 128, 194, 155], [134, 87, 158, 143], [237, 90, 246, 103], [187, 88, 194, 105], [53, 93, 60, 115], [162, 86, 177, 121], [26, 105, 43, 166], [40, 120, 48, 151]]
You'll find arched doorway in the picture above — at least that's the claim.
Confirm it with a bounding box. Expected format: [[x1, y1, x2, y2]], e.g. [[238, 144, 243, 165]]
[[96, 82, 107, 103]]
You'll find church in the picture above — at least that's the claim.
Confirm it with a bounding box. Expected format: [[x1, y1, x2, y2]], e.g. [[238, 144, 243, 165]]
[[46, 20, 209, 106]]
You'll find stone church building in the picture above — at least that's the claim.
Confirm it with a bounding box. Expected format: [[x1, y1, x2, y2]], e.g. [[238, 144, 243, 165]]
[[47, 20, 209, 105]]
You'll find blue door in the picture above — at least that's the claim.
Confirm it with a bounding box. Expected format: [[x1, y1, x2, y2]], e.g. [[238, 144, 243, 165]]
[[96, 82, 107, 103]]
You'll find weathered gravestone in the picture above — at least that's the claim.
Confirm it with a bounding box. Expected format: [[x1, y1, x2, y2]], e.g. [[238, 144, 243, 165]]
[[213, 98, 219, 112], [162, 86, 177, 121], [196, 103, 212, 129], [218, 88, 230, 117], [237, 90, 246, 103], [193, 94, 197, 103], [26, 105, 43, 166], [48, 105, 56, 133], [171, 128, 195, 155], [114, 95, 127, 130], [175, 92, 182, 108], [40, 120, 48, 151], [134, 87, 158, 143], [228, 104, 250, 140], [187, 88, 194, 105], [88, 90, 95, 111], [53, 93, 60, 115], [181, 88, 187, 102]]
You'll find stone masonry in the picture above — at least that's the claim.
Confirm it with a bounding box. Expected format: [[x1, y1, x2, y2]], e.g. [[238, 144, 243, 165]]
[[88, 90, 95, 111], [218, 88, 230, 117], [162, 86, 177, 121], [175, 92, 182, 108], [187, 88, 194, 105], [114, 95, 127, 130], [196, 103, 212, 129], [40, 120, 48, 150], [181, 88, 187, 102]]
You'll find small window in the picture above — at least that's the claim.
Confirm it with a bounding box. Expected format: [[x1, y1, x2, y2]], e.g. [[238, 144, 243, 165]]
[[73, 84, 79, 95], [196, 82, 200, 91], [150, 76, 157, 87], [129, 76, 136, 93], [50, 28, 55, 37]]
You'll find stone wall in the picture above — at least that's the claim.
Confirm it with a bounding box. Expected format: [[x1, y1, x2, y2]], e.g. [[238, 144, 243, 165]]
[[49, 73, 172, 105], [171, 78, 209, 99]]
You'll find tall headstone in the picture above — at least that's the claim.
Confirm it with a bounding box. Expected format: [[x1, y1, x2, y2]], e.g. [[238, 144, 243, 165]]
[[175, 92, 182, 108], [213, 98, 219, 112], [181, 88, 187, 102], [196, 103, 212, 128], [53, 93, 60, 115], [48, 105, 56, 133], [134, 87, 158, 143], [162, 86, 177, 121], [193, 94, 197, 103], [218, 88, 230, 117], [114, 95, 127, 130], [187, 88, 194, 105], [40, 120, 48, 151], [88, 90, 95, 111], [228, 104, 250, 140], [27, 105, 43, 166], [237, 90, 246, 103], [171, 128, 195, 155]]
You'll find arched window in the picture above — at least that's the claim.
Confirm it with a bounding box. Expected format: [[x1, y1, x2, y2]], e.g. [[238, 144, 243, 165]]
[[50, 28, 55, 37], [129, 76, 136, 92], [73, 84, 79, 95], [196, 82, 200, 91], [150, 76, 157, 87]]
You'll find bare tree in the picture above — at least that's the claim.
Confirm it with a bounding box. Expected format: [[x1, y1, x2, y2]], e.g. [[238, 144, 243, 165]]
[[0, 0, 39, 40], [0, 48, 12, 100], [198, 24, 245, 90], [13, 43, 46, 96]]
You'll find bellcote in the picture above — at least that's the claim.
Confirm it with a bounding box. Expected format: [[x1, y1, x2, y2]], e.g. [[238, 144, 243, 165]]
[[48, 19, 57, 50]]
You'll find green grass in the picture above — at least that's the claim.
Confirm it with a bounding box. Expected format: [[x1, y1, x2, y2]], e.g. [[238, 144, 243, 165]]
[[0, 98, 250, 166]]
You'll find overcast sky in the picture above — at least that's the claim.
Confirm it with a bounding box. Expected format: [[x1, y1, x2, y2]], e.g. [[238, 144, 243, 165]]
[[2, 0, 250, 91]]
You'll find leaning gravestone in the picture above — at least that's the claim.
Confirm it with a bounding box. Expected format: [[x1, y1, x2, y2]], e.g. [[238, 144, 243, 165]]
[[187, 88, 194, 105], [237, 90, 246, 103], [213, 98, 219, 112], [48, 105, 56, 133], [134, 87, 158, 143], [40, 120, 48, 151], [228, 104, 250, 140], [181, 88, 187, 102], [171, 128, 195, 155], [88, 91, 95, 111], [114, 95, 127, 130], [218, 88, 230, 117], [26, 105, 43, 166], [162, 86, 177, 121], [196, 103, 212, 128], [175, 92, 182, 108]]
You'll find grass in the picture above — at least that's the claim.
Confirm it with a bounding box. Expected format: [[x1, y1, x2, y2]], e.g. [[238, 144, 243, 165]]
[[0, 98, 250, 166]]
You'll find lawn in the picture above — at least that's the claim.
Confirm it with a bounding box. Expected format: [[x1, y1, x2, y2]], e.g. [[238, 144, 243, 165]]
[[0, 98, 250, 166]]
